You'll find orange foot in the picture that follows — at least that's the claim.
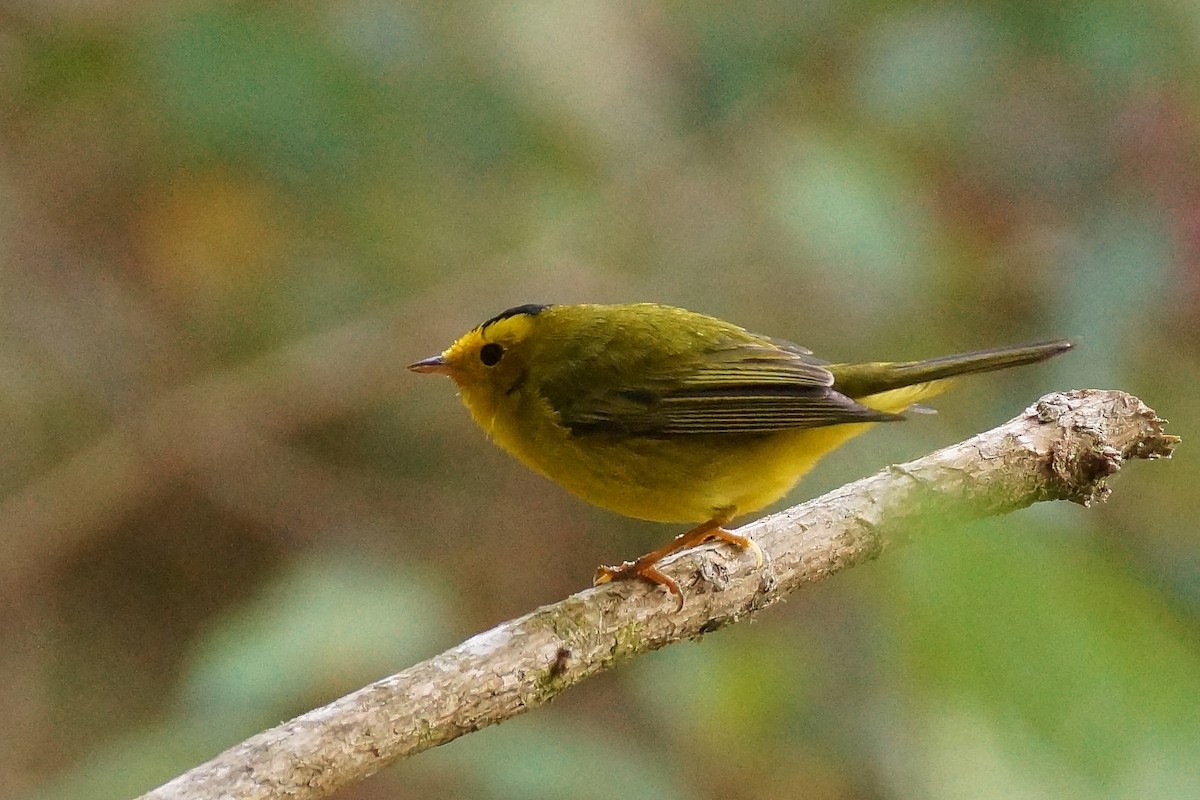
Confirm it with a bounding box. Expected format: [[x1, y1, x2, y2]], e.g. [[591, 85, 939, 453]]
[[593, 518, 765, 611]]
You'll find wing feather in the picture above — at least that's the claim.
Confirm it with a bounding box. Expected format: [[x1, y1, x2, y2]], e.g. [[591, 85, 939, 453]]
[[550, 337, 901, 436]]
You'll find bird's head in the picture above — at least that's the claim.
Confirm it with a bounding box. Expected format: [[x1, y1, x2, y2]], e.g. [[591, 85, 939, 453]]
[[409, 304, 550, 424]]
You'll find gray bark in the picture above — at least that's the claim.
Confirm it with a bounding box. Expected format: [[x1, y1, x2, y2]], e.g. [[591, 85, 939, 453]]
[[138, 389, 1178, 800]]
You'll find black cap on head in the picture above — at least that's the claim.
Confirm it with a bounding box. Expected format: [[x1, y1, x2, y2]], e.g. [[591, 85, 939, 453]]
[[479, 304, 551, 331]]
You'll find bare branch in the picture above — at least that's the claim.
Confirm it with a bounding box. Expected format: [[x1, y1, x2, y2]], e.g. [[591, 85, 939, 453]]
[[138, 389, 1178, 800]]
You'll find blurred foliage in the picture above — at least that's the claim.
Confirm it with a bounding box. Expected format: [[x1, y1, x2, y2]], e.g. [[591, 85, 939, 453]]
[[2, 1, 1198, 798]]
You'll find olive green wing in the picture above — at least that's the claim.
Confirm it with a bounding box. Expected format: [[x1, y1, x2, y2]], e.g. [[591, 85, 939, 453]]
[[545, 338, 902, 437]]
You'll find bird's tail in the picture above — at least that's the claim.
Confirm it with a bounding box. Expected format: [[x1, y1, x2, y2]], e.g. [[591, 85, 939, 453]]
[[829, 340, 1073, 402]]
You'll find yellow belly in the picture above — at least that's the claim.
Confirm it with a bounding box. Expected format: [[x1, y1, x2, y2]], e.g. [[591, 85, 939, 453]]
[[484, 383, 947, 524], [543, 423, 877, 523]]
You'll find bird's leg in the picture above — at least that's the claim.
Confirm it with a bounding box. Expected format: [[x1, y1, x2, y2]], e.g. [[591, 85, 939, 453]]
[[593, 515, 763, 611]]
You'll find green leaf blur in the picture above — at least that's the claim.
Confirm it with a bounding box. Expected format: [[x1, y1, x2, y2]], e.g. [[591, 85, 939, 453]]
[[2, 1, 1196, 798]]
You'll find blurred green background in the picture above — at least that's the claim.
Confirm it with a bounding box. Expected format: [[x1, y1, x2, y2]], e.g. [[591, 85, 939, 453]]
[[3, 2, 1197, 798]]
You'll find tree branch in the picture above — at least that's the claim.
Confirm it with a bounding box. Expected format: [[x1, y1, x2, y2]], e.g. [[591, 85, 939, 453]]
[[138, 389, 1178, 800]]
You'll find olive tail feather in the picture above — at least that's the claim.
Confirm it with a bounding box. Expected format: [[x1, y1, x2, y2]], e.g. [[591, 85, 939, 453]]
[[829, 339, 1073, 398]]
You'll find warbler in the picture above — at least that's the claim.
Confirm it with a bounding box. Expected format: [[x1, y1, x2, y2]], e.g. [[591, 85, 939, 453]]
[[410, 303, 1070, 607]]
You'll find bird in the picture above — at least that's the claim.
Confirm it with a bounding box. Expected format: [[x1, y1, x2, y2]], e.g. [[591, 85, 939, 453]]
[[410, 302, 1071, 608]]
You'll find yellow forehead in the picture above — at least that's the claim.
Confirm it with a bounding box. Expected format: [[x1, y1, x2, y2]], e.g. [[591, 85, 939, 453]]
[[445, 307, 542, 361], [478, 311, 539, 343]]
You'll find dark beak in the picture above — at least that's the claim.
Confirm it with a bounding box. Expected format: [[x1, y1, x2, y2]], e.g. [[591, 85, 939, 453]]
[[408, 355, 451, 375]]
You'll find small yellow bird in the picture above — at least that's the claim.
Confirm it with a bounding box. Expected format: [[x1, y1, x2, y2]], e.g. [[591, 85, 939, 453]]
[[410, 303, 1070, 607]]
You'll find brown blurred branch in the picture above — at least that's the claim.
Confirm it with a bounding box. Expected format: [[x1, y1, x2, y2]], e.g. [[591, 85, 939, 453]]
[[137, 389, 1177, 800]]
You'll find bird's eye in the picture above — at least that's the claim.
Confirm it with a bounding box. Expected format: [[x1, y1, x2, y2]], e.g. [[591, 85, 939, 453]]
[[479, 343, 504, 366]]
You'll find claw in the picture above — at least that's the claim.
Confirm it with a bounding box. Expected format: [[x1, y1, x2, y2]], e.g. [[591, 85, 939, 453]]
[[704, 529, 764, 568], [591, 516, 770, 612], [594, 561, 684, 610], [592, 562, 627, 585]]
